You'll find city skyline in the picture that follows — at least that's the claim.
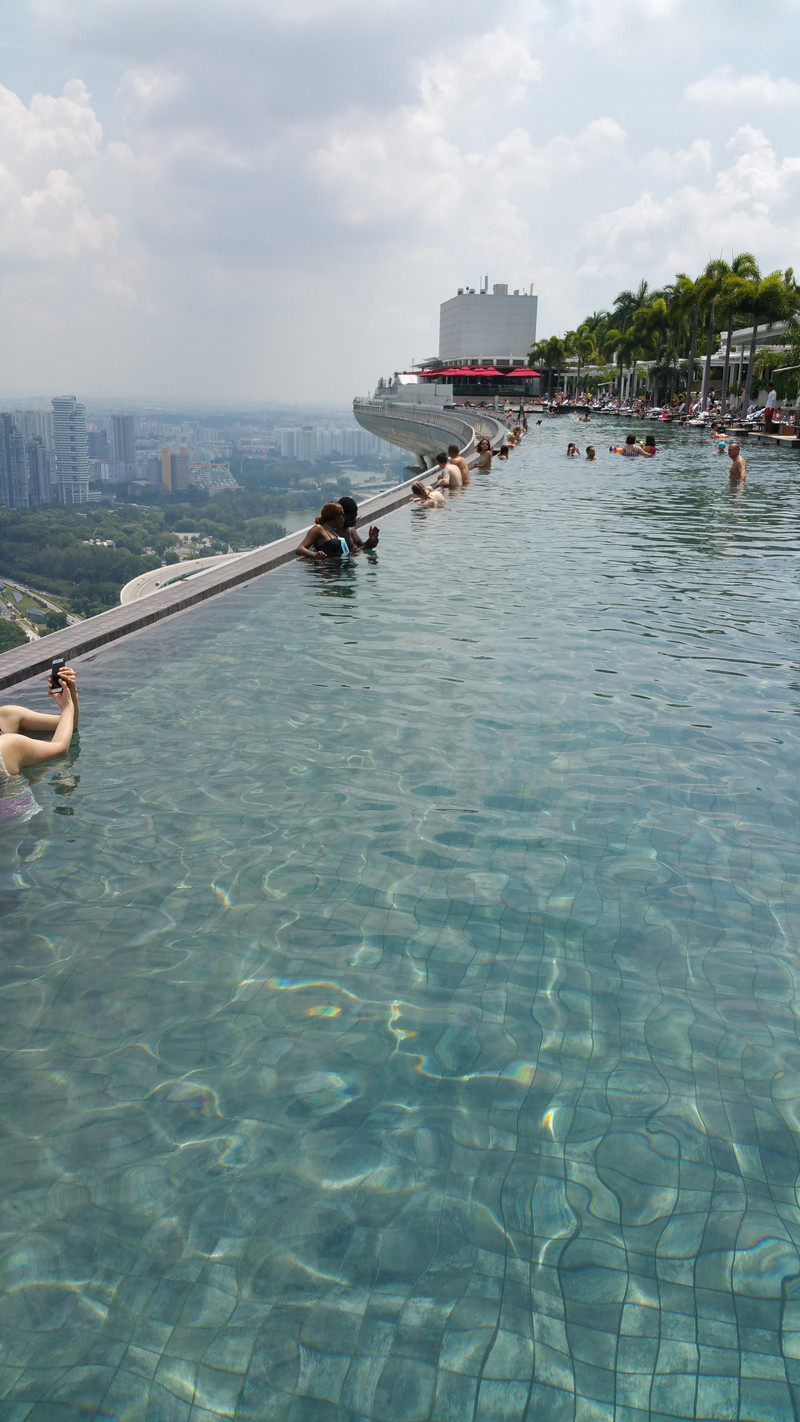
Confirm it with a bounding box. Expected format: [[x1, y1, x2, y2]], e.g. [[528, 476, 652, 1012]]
[[1, 0, 799, 402]]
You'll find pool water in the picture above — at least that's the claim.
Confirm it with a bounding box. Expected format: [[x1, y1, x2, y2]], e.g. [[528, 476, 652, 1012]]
[[3, 421, 800, 1421]]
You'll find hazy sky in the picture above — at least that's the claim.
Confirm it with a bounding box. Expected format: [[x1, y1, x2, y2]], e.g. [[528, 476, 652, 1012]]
[[2, 0, 799, 401]]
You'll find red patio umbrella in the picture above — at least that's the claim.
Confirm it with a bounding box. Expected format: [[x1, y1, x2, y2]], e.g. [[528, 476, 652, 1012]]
[[506, 367, 543, 377]]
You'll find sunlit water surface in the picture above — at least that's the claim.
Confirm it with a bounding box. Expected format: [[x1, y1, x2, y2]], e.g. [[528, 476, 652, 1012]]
[[3, 421, 800, 1421]]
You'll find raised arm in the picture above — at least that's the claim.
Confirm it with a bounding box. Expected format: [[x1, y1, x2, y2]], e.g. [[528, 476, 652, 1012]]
[[296, 526, 324, 559], [0, 665, 79, 733], [0, 682, 75, 774]]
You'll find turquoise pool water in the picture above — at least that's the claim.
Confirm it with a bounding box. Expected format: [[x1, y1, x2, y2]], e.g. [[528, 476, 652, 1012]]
[[3, 421, 800, 1421]]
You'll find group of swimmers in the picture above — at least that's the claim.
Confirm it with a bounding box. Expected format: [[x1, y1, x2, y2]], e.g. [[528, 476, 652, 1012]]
[[295, 421, 534, 555], [296, 495, 380, 561], [609, 435, 658, 457], [408, 428, 525, 508], [567, 444, 596, 460]]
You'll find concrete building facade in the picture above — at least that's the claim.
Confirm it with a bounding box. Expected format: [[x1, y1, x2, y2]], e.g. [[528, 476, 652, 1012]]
[[438, 281, 538, 364], [110, 414, 137, 479], [161, 445, 191, 492], [0, 413, 29, 508], [52, 396, 90, 504]]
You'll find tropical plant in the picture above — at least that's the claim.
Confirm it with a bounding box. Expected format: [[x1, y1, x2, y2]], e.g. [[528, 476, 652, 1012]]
[[611, 280, 649, 332], [739, 273, 792, 412], [672, 273, 703, 410], [564, 325, 596, 399], [529, 336, 568, 397], [713, 253, 761, 413]]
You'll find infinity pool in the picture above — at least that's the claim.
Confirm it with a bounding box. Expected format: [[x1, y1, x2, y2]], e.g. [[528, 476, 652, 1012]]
[[3, 421, 800, 1421]]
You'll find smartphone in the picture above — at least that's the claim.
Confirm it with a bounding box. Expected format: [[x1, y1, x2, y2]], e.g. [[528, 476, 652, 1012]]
[[49, 656, 66, 691]]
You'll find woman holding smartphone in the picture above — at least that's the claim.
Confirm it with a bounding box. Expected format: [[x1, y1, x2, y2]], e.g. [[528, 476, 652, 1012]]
[[0, 664, 79, 789]]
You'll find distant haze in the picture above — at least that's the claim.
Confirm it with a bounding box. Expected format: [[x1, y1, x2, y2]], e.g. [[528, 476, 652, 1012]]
[[2, 0, 799, 402]]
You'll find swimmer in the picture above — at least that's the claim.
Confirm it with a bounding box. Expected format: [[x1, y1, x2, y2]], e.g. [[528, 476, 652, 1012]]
[[638, 435, 657, 456], [609, 434, 643, 457], [433, 451, 462, 489], [536, 419, 543, 425], [497, 445, 510, 460], [447, 444, 470, 486], [297, 501, 350, 560], [411, 481, 447, 508], [728, 443, 746, 482], [585, 446, 596, 461], [0, 665, 79, 801], [475, 439, 492, 470], [337, 495, 379, 552], [566, 443, 580, 457]]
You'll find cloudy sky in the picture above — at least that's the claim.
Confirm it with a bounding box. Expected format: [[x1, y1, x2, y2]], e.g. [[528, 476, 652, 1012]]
[[2, 0, 799, 402]]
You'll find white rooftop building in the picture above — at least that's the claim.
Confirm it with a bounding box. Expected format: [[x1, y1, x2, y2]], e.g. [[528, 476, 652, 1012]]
[[438, 279, 538, 365]]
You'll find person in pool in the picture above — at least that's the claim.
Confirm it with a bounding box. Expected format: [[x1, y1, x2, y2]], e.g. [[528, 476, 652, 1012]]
[[638, 435, 657, 455], [296, 502, 351, 560], [566, 443, 580, 457], [497, 445, 510, 460], [610, 434, 643, 456], [447, 445, 471, 486], [0, 664, 79, 801], [337, 495, 379, 553], [411, 481, 447, 508], [585, 446, 596, 460], [475, 438, 492, 470], [728, 443, 746, 482]]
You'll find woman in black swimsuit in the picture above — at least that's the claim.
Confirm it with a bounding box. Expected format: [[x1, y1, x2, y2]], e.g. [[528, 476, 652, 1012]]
[[296, 502, 351, 561]]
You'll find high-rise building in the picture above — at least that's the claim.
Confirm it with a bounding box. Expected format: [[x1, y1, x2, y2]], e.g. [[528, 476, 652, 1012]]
[[26, 438, 51, 504], [276, 428, 298, 458], [110, 414, 136, 479], [295, 428, 316, 463], [161, 445, 191, 492], [172, 445, 190, 492], [0, 413, 29, 508], [438, 280, 538, 364], [15, 409, 54, 451], [87, 429, 111, 461], [52, 396, 89, 504]]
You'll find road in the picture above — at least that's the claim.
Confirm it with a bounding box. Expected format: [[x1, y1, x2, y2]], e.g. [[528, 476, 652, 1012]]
[[0, 575, 82, 627]]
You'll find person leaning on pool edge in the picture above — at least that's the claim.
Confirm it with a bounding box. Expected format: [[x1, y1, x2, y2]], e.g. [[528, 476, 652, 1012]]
[[0, 664, 79, 775], [337, 496, 379, 553], [296, 502, 351, 560]]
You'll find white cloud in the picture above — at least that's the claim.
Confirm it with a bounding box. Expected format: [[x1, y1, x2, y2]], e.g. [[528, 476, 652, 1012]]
[[684, 66, 800, 108], [644, 139, 713, 181], [0, 80, 118, 262], [1, 0, 798, 398], [577, 127, 800, 285]]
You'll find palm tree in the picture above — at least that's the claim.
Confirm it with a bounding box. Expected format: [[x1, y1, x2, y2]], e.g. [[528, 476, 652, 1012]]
[[631, 297, 670, 401], [598, 326, 641, 403], [697, 260, 729, 410], [739, 273, 793, 413], [611, 280, 649, 332], [565, 325, 596, 400], [529, 336, 568, 398], [716, 255, 760, 414], [673, 273, 703, 411]]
